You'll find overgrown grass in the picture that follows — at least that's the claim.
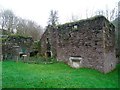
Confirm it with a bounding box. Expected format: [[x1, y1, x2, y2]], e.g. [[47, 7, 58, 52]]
[[0, 61, 2, 89], [2, 59, 119, 88], [26, 57, 57, 64]]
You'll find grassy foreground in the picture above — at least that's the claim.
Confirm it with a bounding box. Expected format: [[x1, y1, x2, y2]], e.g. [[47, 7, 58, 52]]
[[0, 61, 2, 89], [2, 61, 119, 88]]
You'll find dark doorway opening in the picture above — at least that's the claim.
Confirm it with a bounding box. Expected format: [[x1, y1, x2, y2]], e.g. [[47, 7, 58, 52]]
[[46, 51, 52, 57]]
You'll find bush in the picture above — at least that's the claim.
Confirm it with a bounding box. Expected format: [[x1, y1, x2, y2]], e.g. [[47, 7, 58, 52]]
[[22, 56, 58, 64], [32, 40, 41, 50]]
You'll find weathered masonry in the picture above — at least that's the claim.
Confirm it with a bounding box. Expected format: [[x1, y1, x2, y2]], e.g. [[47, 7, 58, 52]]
[[2, 35, 33, 60], [40, 15, 117, 73]]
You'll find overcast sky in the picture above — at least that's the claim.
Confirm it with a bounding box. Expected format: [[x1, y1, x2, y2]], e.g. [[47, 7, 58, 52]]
[[0, 0, 119, 27]]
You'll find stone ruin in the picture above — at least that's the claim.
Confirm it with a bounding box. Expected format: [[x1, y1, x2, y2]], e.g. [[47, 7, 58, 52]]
[[1, 35, 33, 61], [40, 15, 117, 73]]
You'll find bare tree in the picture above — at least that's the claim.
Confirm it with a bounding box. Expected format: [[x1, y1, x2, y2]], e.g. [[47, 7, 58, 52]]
[[0, 10, 15, 34], [16, 18, 43, 41], [110, 8, 116, 21], [0, 9, 43, 40], [16, 18, 28, 35], [94, 6, 118, 21], [27, 20, 42, 40], [71, 14, 80, 22], [48, 10, 59, 26], [86, 9, 88, 18]]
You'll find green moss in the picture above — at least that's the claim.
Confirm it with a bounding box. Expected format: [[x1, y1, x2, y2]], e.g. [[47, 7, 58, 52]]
[[58, 15, 107, 27], [33, 40, 41, 50], [9, 34, 32, 39]]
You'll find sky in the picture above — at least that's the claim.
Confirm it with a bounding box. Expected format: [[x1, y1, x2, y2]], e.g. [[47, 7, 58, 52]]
[[0, 0, 119, 28]]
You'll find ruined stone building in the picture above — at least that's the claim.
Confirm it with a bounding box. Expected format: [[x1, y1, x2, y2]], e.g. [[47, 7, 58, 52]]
[[40, 15, 117, 73], [2, 35, 33, 60]]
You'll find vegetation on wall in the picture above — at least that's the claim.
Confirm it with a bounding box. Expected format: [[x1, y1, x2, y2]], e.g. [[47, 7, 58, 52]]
[[32, 40, 41, 50]]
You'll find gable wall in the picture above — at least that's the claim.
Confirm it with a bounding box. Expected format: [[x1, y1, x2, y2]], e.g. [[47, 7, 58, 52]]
[[40, 16, 117, 73], [56, 16, 106, 72]]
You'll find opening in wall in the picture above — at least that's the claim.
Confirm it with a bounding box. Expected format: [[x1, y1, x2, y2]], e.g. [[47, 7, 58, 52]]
[[46, 51, 52, 57], [111, 63, 113, 67], [74, 25, 77, 29], [69, 56, 83, 68]]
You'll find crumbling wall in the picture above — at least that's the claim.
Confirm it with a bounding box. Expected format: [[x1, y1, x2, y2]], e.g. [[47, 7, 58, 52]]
[[56, 16, 106, 72], [103, 21, 117, 73], [2, 35, 33, 60], [40, 15, 116, 73], [40, 25, 57, 57]]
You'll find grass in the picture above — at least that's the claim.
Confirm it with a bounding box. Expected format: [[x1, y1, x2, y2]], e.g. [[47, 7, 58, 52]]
[[2, 60, 119, 88], [0, 61, 2, 89]]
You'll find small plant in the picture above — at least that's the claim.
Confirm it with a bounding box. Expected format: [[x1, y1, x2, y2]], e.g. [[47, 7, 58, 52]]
[[22, 56, 58, 64]]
